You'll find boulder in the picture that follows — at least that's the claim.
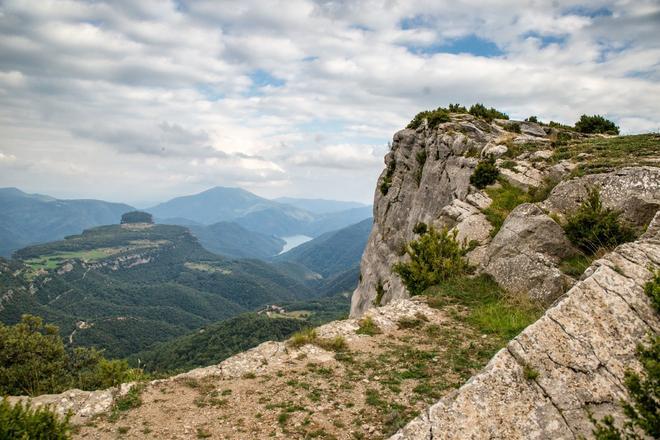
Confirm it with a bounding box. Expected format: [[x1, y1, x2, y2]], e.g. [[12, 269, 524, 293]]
[[542, 166, 660, 227], [483, 203, 578, 303]]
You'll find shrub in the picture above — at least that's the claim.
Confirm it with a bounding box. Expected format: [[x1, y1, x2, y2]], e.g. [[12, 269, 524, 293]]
[[380, 159, 397, 195], [525, 116, 539, 123], [591, 335, 659, 439], [356, 316, 381, 336], [574, 114, 620, 135], [407, 108, 451, 130], [505, 122, 521, 133], [0, 399, 72, 439], [288, 328, 317, 348], [374, 281, 385, 306], [315, 336, 348, 352], [392, 227, 469, 296], [482, 179, 531, 236], [448, 103, 467, 113], [413, 222, 428, 235], [0, 315, 138, 396], [644, 271, 660, 313], [470, 156, 499, 189], [468, 103, 509, 121], [563, 188, 635, 254]]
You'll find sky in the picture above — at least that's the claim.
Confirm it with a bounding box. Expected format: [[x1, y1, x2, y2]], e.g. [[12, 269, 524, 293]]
[[0, 0, 659, 206]]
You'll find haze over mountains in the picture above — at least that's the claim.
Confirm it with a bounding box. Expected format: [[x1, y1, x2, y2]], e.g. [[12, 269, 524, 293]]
[[0, 186, 371, 259]]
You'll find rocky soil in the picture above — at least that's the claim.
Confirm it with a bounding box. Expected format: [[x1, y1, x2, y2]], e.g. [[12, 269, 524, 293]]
[[12, 298, 506, 439]]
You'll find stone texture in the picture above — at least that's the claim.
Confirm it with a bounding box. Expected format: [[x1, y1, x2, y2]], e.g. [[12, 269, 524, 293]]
[[542, 166, 660, 227], [484, 203, 578, 303], [391, 214, 660, 439], [349, 114, 560, 317]]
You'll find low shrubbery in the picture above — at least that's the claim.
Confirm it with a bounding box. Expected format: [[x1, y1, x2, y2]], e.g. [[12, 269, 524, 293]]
[[574, 114, 620, 135], [380, 159, 397, 195], [0, 315, 141, 396], [407, 103, 509, 130], [470, 156, 499, 189], [356, 316, 382, 336], [468, 103, 509, 121], [392, 227, 469, 296], [563, 188, 635, 255], [0, 399, 72, 439]]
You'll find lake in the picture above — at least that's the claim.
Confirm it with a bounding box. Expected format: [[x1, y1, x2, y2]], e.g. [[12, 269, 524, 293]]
[[279, 235, 313, 254]]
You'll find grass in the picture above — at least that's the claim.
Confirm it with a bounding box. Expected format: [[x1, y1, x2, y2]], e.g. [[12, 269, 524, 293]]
[[426, 275, 542, 341], [356, 316, 382, 336], [481, 177, 560, 237], [523, 365, 539, 380], [108, 384, 144, 422], [553, 133, 660, 175], [482, 180, 532, 236], [559, 254, 595, 277], [288, 329, 349, 352]]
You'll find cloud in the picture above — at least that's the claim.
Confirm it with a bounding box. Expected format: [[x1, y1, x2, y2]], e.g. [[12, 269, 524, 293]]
[[289, 144, 383, 169], [0, 0, 658, 204]]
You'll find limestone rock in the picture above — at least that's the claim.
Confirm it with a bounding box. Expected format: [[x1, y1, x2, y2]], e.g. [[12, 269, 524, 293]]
[[542, 166, 660, 227], [483, 203, 578, 303], [391, 217, 660, 439]]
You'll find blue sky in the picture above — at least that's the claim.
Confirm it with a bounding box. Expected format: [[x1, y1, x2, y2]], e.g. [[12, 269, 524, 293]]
[[0, 0, 658, 205]]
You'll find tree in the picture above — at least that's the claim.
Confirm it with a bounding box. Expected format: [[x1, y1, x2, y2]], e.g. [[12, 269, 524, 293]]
[[574, 114, 620, 135]]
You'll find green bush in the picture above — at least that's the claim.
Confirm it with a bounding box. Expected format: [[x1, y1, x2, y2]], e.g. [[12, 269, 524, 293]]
[[393, 227, 469, 296], [0, 399, 72, 439], [645, 271, 660, 313], [525, 116, 539, 123], [120, 211, 153, 224], [505, 122, 521, 133], [563, 188, 635, 254], [468, 103, 509, 121], [470, 156, 500, 189], [574, 114, 620, 135], [407, 108, 451, 130], [380, 159, 397, 195], [0, 315, 137, 396], [413, 222, 428, 235], [448, 103, 467, 113]]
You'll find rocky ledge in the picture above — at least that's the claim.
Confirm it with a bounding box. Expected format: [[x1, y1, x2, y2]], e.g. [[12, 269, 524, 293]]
[[391, 212, 660, 439]]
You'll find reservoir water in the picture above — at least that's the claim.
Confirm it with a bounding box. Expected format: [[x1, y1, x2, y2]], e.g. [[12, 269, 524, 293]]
[[279, 235, 313, 254]]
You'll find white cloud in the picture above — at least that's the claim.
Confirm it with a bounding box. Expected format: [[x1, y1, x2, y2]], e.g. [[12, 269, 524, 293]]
[[0, 0, 658, 204]]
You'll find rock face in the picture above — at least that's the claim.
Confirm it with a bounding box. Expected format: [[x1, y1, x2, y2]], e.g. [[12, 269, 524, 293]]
[[542, 166, 660, 228], [351, 115, 556, 317], [483, 203, 578, 303], [390, 212, 660, 439]]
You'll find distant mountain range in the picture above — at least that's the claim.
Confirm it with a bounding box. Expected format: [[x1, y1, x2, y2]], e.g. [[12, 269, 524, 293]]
[[0, 187, 134, 256], [0, 186, 372, 259]]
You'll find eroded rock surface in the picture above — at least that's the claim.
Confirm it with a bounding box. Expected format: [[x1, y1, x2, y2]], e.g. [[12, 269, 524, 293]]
[[350, 115, 558, 317], [483, 203, 578, 303], [391, 212, 660, 439], [542, 166, 660, 227]]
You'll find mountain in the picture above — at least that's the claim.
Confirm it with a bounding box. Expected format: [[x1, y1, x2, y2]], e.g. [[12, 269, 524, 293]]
[[275, 218, 372, 278], [189, 221, 285, 259], [146, 186, 372, 238], [274, 197, 366, 214], [1, 223, 314, 358], [147, 187, 313, 225], [0, 187, 134, 256]]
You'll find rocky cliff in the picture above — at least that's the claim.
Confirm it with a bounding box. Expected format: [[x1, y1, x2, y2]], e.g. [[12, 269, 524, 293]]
[[351, 115, 660, 316], [391, 212, 660, 439]]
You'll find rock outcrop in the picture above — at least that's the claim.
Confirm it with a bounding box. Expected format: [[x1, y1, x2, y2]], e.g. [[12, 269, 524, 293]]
[[542, 166, 660, 228], [483, 203, 578, 303], [391, 212, 660, 439], [351, 115, 561, 317]]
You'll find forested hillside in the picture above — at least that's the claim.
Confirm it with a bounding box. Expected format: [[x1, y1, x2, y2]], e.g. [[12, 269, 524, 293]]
[[0, 223, 315, 358]]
